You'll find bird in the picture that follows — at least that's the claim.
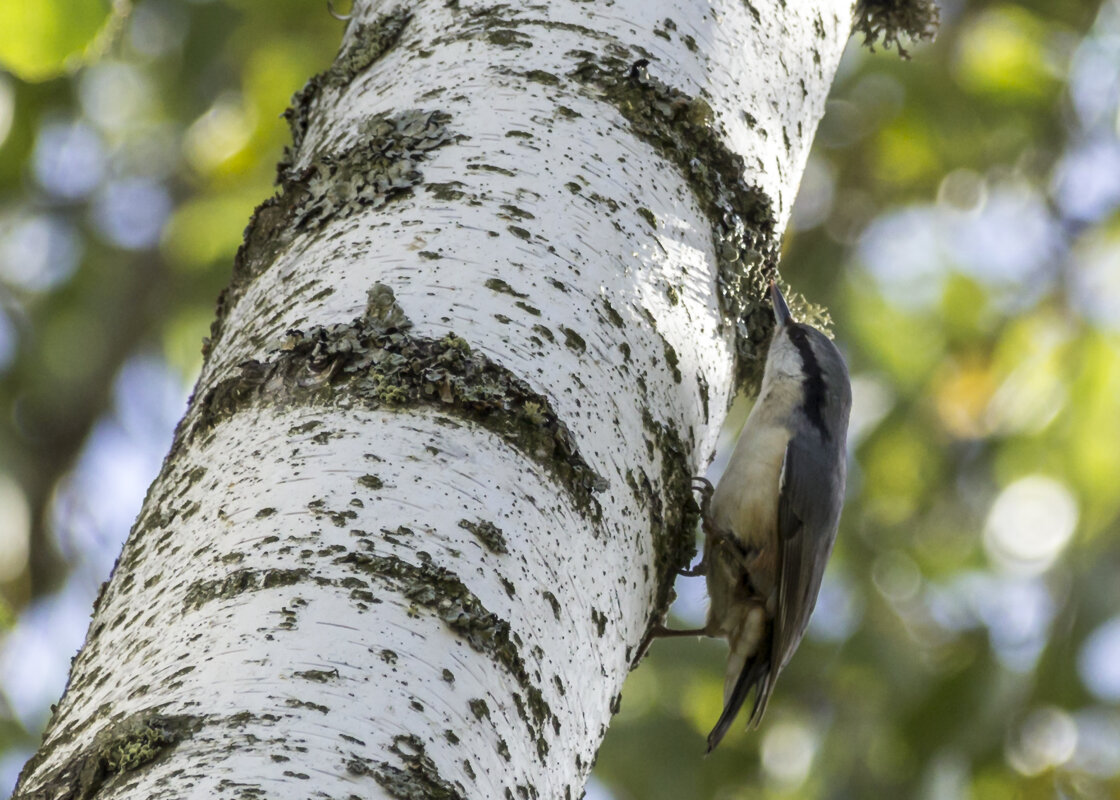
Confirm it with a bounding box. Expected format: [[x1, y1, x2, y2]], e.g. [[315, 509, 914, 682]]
[[642, 280, 852, 752]]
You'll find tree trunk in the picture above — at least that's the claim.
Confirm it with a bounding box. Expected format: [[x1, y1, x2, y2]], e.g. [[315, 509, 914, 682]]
[[15, 1, 856, 797]]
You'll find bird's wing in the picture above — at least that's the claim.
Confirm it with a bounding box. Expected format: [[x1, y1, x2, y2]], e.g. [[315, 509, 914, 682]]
[[772, 431, 843, 673]]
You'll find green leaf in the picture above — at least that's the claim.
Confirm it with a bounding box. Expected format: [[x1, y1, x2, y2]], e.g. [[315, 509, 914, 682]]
[[0, 0, 119, 82]]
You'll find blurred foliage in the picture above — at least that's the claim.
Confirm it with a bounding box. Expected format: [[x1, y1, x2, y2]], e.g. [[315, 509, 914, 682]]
[[0, 0, 122, 83], [0, 0, 345, 780], [1, 1, 1119, 798]]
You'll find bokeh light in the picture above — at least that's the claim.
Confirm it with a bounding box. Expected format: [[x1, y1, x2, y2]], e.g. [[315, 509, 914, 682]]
[[0, 308, 17, 372], [1078, 616, 1120, 703], [127, 0, 188, 60], [761, 719, 819, 789], [1005, 706, 1078, 776], [0, 213, 82, 292], [183, 93, 257, 175], [1070, 708, 1120, 777], [808, 567, 864, 643], [0, 75, 13, 149], [78, 61, 156, 132], [983, 475, 1078, 575], [1052, 136, 1120, 222], [31, 120, 104, 200], [90, 178, 172, 250], [1070, 228, 1120, 329], [0, 475, 29, 582]]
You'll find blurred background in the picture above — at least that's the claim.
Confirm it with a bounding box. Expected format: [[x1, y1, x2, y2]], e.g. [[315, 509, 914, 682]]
[[0, 0, 1118, 797]]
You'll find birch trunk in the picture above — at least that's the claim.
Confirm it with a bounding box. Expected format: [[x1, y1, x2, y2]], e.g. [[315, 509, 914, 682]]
[[16, 1, 855, 797]]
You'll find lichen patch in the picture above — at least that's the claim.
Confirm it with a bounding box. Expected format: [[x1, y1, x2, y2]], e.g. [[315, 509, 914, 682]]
[[199, 286, 606, 517], [570, 55, 780, 387]]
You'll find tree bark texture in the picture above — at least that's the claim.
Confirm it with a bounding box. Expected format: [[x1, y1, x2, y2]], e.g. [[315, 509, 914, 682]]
[[16, 1, 854, 798]]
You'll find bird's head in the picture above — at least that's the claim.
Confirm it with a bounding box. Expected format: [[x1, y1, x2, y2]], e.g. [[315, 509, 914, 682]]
[[764, 281, 852, 439]]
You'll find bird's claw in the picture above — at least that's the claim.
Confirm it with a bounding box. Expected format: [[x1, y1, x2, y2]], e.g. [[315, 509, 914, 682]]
[[691, 476, 714, 502], [632, 621, 716, 668], [682, 476, 718, 576]]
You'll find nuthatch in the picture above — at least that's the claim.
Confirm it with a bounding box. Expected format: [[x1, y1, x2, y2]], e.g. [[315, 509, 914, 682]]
[[644, 281, 851, 752]]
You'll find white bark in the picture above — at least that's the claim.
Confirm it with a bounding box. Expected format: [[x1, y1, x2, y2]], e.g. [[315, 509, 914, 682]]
[[16, 1, 853, 798]]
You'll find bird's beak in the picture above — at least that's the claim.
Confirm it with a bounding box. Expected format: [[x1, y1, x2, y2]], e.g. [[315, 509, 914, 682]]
[[769, 281, 792, 328]]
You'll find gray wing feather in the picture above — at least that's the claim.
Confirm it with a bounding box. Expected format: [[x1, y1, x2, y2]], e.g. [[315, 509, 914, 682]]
[[772, 330, 851, 672], [773, 416, 849, 674]]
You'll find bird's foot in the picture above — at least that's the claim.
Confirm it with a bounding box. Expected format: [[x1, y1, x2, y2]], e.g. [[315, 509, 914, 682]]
[[632, 621, 715, 667], [684, 477, 717, 576], [691, 476, 714, 514], [691, 476, 723, 541]]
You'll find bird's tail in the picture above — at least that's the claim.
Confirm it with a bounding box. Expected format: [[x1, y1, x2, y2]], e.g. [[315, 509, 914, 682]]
[[705, 652, 773, 752]]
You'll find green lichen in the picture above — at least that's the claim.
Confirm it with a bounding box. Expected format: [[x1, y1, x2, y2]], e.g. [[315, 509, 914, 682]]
[[484, 278, 528, 298], [307, 498, 357, 528], [358, 474, 384, 490], [600, 298, 624, 328], [198, 286, 606, 518], [291, 111, 461, 231], [286, 698, 329, 714], [522, 401, 545, 425], [471, 163, 516, 177], [500, 204, 535, 221], [12, 712, 200, 800], [523, 69, 560, 86], [570, 55, 781, 387], [854, 0, 939, 58], [559, 327, 585, 354], [206, 109, 460, 358], [282, 9, 413, 167], [348, 735, 466, 800], [488, 28, 532, 48], [662, 338, 681, 384], [205, 13, 419, 353], [182, 568, 310, 612], [289, 420, 322, 435], [425, 181, 468, 201], [468, 698, 490, 721], [459, 519, 509, 555], [338, 546, 552, 759], [293, 668, 339, 682], [541, 591, 561, 621], [627, 408, 701, 664]]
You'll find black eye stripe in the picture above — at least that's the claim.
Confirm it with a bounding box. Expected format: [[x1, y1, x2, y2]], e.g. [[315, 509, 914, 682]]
[[787, 325, 829, 441]]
